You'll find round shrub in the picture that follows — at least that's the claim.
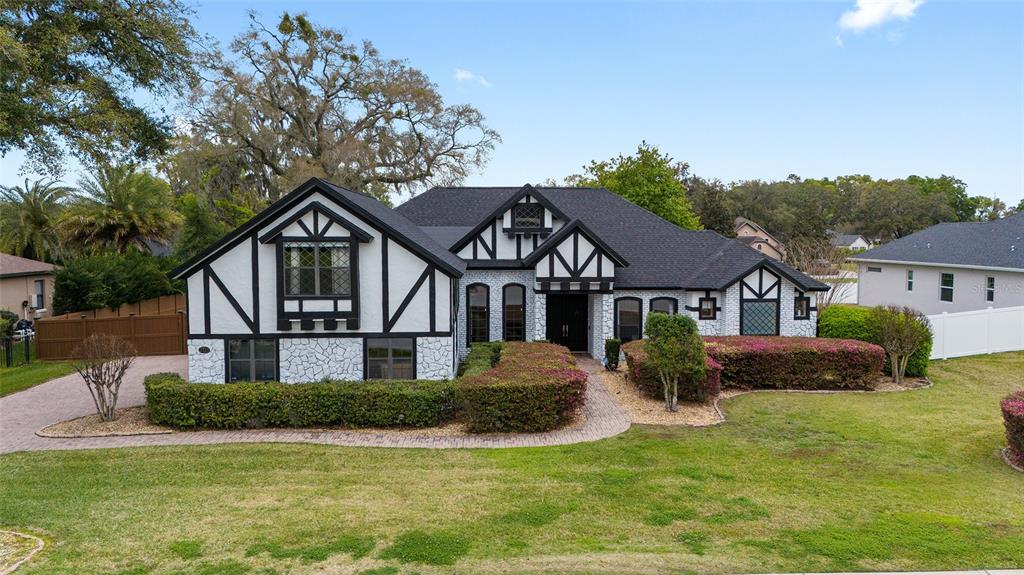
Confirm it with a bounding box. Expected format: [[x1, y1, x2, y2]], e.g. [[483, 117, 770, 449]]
[[1002, 390, 1024, 466], [818, 304, 931, 377], [604, 338, 621, 370], [621, 339, 721, 402]]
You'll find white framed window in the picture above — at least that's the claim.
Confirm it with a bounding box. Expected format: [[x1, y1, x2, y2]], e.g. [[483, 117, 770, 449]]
[[986, 276, 995, 302], [283, 241, 351, 296], [940, 273, 954, 302], [906, 270, 914, 291], [366, 338, 414, 380], [227, 339, 276, 382], [33, 279, 45, 308]]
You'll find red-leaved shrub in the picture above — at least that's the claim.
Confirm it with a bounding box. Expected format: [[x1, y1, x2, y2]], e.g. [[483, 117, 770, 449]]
[[1002, 390, 1024, 466], [621, 340, 722, 402], [704, 336, 884, 390], [457, 342, 587, 433]]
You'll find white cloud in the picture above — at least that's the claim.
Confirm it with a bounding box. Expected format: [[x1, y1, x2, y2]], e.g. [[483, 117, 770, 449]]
[[835, 34, 844, 47], [839, 0, 924, 32], [454, 68, 490, 88]]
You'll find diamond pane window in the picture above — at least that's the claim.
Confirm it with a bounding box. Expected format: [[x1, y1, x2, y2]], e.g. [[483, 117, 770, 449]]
[[741, 301, 778, 335], [513, 203, 544, 228], [283, 242, 350, 296]]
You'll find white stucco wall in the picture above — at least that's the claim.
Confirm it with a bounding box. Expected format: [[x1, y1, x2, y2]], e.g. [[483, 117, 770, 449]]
[[857, 262, 1024, 315]]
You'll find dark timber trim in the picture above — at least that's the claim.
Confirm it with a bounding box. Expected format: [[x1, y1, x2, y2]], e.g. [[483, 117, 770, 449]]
[[257, 200, 373, 244], [449, 184, 570, 252], [387, 265, 432, 332], [206, 265, 255, 332]]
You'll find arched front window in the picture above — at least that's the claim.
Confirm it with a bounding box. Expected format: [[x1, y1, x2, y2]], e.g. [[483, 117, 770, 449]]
[[503, 284, 525, 341], [649, 297, 677, 315], [614, 297, 642, 342], [467, 284, 490, 345]]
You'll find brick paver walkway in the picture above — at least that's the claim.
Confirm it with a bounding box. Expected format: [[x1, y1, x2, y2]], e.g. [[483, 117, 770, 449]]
[[0, 356, 630, 454]]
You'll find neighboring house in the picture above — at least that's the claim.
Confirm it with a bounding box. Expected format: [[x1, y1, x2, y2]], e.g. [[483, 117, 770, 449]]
[[830, 234, 871, 251], [850, 213, 1024, 315], [0, 253, 56, 320], [733, 217, 786, 260], [173, 179, 827, 384]]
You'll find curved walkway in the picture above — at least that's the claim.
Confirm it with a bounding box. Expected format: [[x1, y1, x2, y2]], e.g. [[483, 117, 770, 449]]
[[0, 356, 630, 454]]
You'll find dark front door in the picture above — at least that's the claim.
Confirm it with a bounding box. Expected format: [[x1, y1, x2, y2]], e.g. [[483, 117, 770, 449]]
[[546, 294, 589, 351]]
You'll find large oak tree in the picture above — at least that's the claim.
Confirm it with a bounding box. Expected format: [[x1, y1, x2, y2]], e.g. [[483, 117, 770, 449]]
[[174, 13, 499, 203]]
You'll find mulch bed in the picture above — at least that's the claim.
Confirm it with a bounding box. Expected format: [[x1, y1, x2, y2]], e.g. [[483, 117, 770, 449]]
[[601, 366, 931, 427], [37, 406, 174, 438]]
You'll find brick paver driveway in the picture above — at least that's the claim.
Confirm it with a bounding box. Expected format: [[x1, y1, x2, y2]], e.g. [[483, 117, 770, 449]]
[[0, 356, 629, 454]]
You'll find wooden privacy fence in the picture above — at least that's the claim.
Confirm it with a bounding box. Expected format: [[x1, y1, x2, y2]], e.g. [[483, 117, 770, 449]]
[[36, 294, 187, 359]]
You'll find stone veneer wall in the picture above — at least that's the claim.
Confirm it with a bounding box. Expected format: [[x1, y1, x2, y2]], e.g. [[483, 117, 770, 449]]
[[278, 338, 362, 383], [456, 270, 537, 359], [417, 336, 455, 379], [188, 338, 225, 383], [589, 293, 613, 362]]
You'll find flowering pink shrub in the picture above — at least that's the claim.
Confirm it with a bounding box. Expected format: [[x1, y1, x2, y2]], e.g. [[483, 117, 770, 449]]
[[621, 340, 721, 401], [1002, 390, 1024, 466], [457, 342, 587, 433], [704, 336, 885, 390]]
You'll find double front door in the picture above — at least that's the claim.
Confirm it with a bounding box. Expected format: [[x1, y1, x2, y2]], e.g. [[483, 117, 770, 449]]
[[545, 294, 589, 352]]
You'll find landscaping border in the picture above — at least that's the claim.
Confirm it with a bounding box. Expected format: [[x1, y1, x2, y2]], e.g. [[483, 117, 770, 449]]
[[1001, 447, 1024, 473], [0, 530, 45, 575]]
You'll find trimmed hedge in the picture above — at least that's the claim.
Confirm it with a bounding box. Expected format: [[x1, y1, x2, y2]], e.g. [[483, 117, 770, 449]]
[[704, 336, 885, 390], [456, 342, 587, 433], [818, 304, 931, 377], [604, 338, 621, 370], [458, 342, 502, 377], [1002, 390, 1024, 466], [145, 373, 455, 429], [621, 340, 722, 402]]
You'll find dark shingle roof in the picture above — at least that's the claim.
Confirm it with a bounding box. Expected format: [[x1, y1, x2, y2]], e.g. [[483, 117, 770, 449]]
[[851, 213, 1024, 270], [398, 186, 827, 291]]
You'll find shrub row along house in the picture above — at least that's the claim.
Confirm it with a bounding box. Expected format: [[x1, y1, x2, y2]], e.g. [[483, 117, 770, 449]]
[[172, 179, 827, 383]]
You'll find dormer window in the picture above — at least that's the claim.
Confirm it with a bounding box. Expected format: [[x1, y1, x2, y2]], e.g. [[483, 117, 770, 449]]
[[283, 241, 351, 296], [512, 203, 544, 229]]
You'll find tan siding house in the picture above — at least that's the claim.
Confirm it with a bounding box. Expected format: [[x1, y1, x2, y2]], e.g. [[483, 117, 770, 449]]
[[0, 253, 56, 319], [733, 217, 785, 260]]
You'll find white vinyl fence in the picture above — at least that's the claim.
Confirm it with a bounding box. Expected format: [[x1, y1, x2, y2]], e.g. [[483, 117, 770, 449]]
[[928, 306, 1024, 360]]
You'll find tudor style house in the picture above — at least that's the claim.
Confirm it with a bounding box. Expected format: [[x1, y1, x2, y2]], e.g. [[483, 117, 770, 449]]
[[173, 179, 827, 383]]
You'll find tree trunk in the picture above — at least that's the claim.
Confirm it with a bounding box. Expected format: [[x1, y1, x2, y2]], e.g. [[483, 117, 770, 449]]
[[890, 352, 902, 385], [670, 379, 678, 412]]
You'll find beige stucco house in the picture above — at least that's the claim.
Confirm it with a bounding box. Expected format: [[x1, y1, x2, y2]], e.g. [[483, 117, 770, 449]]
[[734, 217, 785, 260], [0, 253, 56, 320]]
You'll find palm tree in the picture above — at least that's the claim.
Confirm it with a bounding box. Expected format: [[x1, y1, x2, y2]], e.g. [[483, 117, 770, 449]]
[[0, 178, 72, 262], [62, 165, 182, 254]]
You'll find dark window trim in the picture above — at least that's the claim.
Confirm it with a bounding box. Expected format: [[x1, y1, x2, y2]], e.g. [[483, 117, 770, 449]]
[[224, 337, 279, 382], [276, 237, 359, 321], [614, 296, 643, 341], [282, 240, 353, 297], [867, 266, 882, 273], [739, 296, 781, 336], [649, 297, 677, 315], [907, 269, 914, 291], [502, 283, 526, 341], [363, 336, 417, 380], [985, 276, 995, 302], [511, 202, 545, 230], [698, 297, 717, 320], [794, 291, 811, 320], [466, 283, 490, 346]]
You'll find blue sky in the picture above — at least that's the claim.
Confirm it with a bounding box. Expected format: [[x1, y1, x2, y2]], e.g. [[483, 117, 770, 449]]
[[2, 1, 1022, 206]]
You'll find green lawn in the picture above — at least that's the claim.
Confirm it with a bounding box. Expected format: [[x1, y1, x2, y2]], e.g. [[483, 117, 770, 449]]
[[1, 353, 1022, 575], [0, 361, 75, 397]]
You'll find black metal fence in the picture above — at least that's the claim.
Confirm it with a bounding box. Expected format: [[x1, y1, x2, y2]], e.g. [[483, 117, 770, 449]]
[[1, 334, 35, 367]]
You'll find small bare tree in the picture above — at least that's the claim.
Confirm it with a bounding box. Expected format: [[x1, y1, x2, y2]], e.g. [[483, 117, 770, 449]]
[[71, 334, 137, 422], [868, 306, 932, 385], [785, 237, 855, 311]]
